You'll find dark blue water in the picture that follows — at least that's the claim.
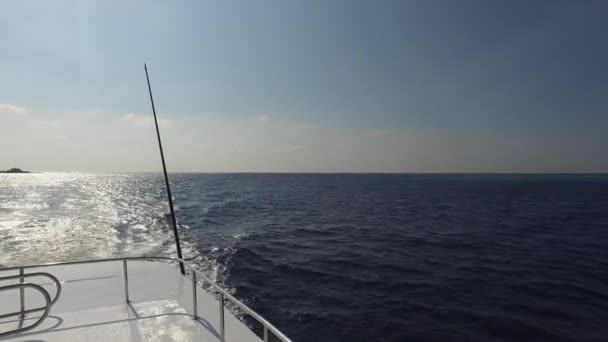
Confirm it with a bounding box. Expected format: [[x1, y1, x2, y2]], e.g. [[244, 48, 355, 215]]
[[169, 174, 608, 342], [2, 173, 608, 341]]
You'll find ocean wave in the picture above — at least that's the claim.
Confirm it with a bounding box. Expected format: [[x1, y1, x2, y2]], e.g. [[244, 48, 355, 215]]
[[2, 173, 608, 341]]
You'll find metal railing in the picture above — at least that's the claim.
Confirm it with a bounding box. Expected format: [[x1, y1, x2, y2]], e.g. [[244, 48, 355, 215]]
[[0, 270, 62, 338], [0, 271, 62, 308], [0, 257, 292, 342], [0, 283, 52, 338]]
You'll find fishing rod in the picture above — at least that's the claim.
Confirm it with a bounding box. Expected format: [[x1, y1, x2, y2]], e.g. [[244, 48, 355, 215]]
[[144, 63, 185, 275]]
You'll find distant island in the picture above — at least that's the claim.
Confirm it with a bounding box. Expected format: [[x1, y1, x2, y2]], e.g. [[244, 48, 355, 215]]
[[0, 168, 30, 174]]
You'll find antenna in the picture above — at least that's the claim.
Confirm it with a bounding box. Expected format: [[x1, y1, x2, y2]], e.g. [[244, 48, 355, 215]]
[[144, 63, 185, 275]]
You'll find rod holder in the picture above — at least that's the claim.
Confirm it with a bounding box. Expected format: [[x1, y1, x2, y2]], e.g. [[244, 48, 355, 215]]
[[192, 272, 198, 319], [219, 293, 225, 340], [19, 267, 24, 318], [123, 259, 130, 303]]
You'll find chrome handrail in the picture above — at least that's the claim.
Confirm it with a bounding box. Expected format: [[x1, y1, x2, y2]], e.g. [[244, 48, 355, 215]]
[[0, 283, 52, 338], [0, 271, 62, 307], [0, 256, 293, 342]]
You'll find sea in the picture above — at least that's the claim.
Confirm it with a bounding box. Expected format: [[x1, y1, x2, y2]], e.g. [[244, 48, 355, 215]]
[[1, 173, 607, 341]]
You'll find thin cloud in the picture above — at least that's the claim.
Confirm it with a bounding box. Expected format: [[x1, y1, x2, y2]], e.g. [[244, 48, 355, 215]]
[[28, 120, 64, 130], [121, 113, 174, 128], [287, 145, 309, 152], [368, 129, 391, 137], [272, 145, 311, 154], [0, 104, 27, 116], [293, 123, 320, 132], [26, 119, 69, 141], [257, 114, 270, 124]]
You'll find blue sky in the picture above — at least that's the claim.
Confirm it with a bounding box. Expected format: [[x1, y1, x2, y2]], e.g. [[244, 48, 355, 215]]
[[1, 0, 607, 172]]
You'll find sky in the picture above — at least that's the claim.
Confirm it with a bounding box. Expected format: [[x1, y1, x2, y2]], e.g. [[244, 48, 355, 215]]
[[0, 0, 607, 173]]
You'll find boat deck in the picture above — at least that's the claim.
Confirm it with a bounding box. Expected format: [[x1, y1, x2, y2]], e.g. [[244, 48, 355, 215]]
[[0, 260, 262, 341]]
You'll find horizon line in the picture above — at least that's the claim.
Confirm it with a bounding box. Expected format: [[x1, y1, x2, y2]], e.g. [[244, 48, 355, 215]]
[[8, 171, 608, 175]]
